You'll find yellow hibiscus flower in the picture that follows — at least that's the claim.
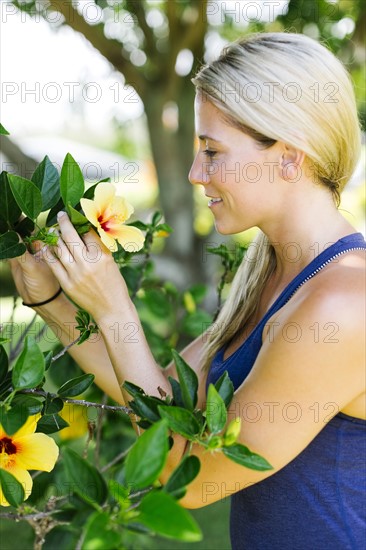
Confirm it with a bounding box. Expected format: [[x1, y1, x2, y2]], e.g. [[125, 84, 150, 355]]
[[80, 183, 145, 252], [0, 414, 59, 507]]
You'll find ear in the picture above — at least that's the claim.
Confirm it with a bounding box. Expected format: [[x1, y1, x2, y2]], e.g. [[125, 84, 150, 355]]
[[280, 145, 306, 182]]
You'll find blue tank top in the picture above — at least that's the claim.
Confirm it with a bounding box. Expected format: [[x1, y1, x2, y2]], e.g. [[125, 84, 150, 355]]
[[206, 232, 366, 550]]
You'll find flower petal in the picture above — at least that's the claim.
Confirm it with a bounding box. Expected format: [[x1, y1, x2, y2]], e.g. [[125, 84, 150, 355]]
[[94, 183, 116, 213], [116, 226, 145, 252], [98, 227, 118, 252], [15, 433, 59, 472], [12, 413, 41, 439], [0, 466, 33, 506], [80, 198, 99, 226], [112, 196, 134, 221]]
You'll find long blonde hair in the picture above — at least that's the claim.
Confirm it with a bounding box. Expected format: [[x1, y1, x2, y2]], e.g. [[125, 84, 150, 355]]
[[192, 32, 361, 371]]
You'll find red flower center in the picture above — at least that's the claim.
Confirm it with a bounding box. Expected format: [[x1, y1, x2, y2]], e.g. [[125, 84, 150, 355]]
[[0, 437, 17, 455], [98, 214, 112, 232]]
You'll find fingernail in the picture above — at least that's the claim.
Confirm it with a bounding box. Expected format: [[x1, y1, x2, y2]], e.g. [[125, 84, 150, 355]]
[[57, 211, 66, 219]]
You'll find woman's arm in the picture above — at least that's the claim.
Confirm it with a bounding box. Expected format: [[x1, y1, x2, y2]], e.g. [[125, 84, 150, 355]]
[[171, 264, 366, 508], [9, 224, 208, 405]]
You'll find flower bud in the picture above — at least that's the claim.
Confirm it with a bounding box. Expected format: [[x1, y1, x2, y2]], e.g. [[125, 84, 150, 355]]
[[224, 417, 242, 446], [183, 291, 196, 313]]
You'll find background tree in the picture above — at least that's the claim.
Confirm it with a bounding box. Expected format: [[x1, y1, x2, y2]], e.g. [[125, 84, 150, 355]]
[[5, 0, 366, 285]]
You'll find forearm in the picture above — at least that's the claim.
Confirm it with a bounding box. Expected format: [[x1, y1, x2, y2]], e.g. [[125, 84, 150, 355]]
[[95, 304, 171, 404], [34, 294, 124, 404]]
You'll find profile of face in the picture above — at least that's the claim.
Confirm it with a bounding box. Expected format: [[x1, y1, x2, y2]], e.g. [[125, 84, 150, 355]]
[[188, 94, 303, 235]]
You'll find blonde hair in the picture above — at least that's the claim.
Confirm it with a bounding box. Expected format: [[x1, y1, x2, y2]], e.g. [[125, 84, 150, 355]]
[[192, 32, 361, 371]]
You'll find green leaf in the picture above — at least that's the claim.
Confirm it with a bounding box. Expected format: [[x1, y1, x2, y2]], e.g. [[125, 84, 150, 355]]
[[171, 350, 198, 411], [60, 153, 84, 208], [154, 222, 173, 234], [81, 511, 122, 550], [181, 310, 213, 338], [66, 203, 89, 227], [44, 351, 53, 371], [214, 371, 234, 408], [31, 156, 60, 211], [0, 404, 29, 436], [11, 395, 43, 416], [0, 124, 10, 135], [0, 346, 9, 384], [123, 380, 145, 398], [168, 376, 185, 408], [82, 182, 99, 199], [36, 414, 68, 434], [142, 288, 172, 318], [46, 196, 64, 226], [0, 231, 26, 260], [0, 469, 25, 507], [129, 394, 164, 423], [206, 384, 227, 434], [120, 266, 141, 294], [124, 420, 169, 490], [137, 491, 202, 541], [127, 220, 148, 231], [12, 336, 45, 389], [43, 396, 64, 415], [188, 284, 207, 304], [158, 405, 200, 439], [164, 455, 201, 498], [57, 373, 95, 397], [223, 444, 273, 471], [13, 216, 34, 238], [0, 171, 21, 226], [0, 372, 12, 398], [7, 174, 42, 220], [63, 448, 108, 505], [151, 211, 163, 226]]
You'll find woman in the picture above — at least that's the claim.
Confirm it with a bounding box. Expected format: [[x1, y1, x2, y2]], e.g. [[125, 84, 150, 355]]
[[10, 33, 365, 549]]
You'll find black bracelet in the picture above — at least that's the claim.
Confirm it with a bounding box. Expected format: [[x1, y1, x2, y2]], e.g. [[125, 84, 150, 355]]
[[22, 287, 63, 308]]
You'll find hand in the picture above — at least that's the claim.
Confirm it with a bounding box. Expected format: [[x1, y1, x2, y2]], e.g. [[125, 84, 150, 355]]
[[42, 212, 130, 319], [9, 240, 61, 307]]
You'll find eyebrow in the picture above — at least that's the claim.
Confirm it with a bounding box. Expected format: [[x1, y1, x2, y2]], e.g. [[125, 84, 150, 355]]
[[198, 134, 221, 143]]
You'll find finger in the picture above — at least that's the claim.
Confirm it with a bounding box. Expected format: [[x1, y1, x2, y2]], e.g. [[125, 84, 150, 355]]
[[41, 245, 68, 285], [82, 228, 111, 256], [51, 232, 77, 271], [57, 211, 86, 259]]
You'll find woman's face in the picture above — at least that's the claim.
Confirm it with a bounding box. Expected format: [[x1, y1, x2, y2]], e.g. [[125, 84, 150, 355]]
[[189, 95, 285, 235]]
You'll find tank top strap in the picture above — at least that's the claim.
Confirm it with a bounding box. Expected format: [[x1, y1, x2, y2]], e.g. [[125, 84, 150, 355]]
[[207, 232, 365, 391], [258, 232, 366, 326]]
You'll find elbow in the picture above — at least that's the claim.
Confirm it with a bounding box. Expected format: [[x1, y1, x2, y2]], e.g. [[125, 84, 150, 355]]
[[178, 483, 220, 509]]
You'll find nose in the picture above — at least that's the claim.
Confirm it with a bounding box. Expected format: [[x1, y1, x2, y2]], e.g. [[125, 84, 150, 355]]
[[189, 152, 212, 186]]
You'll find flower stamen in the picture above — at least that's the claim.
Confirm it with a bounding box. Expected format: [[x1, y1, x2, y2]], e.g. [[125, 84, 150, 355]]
[[0, 437, 17, 455]]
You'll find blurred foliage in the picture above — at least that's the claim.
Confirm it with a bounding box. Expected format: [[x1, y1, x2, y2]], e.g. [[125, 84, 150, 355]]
[[8, 0, 365, 287]]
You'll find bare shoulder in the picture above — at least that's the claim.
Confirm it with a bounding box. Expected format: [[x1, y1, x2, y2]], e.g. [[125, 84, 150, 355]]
[[275, 248, 366, 330]]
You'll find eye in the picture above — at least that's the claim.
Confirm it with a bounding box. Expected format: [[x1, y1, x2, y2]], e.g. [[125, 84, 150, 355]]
[[203, 149, 217, 159]]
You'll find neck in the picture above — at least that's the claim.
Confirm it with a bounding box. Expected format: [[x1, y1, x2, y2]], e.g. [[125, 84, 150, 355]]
[[260, 190, 356, 282]]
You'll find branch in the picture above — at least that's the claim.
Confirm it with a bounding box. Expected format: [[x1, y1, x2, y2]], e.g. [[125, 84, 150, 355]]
[[49, 1, 146, 97], [20, 388, 133, 415], [164, 0, 208, 100], [125, 0, 157, 56]]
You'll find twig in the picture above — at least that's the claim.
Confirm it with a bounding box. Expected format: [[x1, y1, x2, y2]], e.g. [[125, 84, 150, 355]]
[[0, 509, 63, 521], [20, 388, 133, 415], [101, 446, 132, 472], [51, 335, 83, 362]]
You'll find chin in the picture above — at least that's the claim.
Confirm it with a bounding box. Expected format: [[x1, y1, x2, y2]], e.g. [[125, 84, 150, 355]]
[[214, 222, 248, 235]]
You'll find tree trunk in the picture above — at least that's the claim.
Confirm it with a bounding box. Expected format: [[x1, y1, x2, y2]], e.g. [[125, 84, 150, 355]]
[[144, 81, 205, 286]]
